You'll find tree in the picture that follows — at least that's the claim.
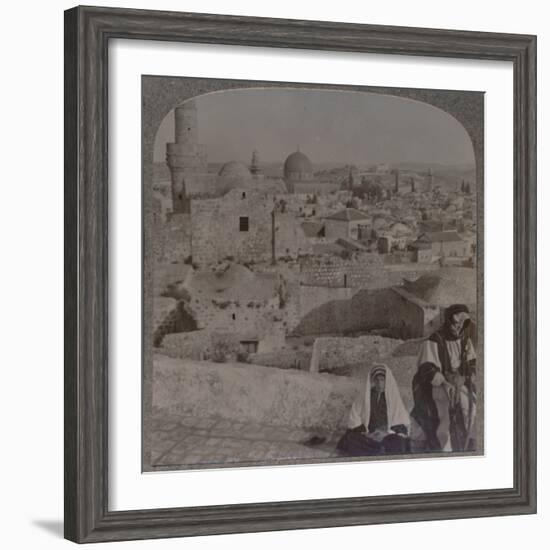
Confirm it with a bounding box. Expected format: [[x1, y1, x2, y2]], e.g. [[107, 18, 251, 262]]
[[353, 177, 383, 203]]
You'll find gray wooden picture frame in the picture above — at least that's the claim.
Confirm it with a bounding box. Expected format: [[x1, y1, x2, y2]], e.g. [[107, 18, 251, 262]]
[[64, 5, 537, 543]]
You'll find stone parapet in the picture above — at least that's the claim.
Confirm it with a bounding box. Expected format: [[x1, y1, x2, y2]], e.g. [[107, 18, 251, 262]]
[[152, 354, 359, 431]]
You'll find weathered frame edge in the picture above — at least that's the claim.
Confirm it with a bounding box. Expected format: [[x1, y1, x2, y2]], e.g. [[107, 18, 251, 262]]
[[63, 5, 537, 544]]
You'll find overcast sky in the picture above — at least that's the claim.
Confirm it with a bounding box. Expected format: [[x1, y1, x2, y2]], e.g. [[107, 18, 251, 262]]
[[153, 88, 475, 167]]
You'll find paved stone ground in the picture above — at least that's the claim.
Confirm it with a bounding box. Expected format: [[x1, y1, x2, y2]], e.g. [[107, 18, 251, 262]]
[[150, 414, 345, 469]]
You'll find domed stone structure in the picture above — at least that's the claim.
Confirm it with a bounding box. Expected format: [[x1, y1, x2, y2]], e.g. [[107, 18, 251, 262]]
[[389, 222, 413, 237], [403, 269, 476, 308], [283, 149, 313, 182], [218, 160, 252, 179]]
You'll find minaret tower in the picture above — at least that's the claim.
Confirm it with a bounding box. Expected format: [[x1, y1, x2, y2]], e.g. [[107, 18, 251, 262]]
[[347, 167, 354, 191], [250, 149, 261, 176], [394, 169, 400, 194], [427, 168, 433, 192], [166, 100, 208, 213]]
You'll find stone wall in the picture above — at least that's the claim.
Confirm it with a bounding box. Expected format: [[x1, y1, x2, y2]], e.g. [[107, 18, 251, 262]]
[[153, 263, 194, 297], [191, 189, 312, 267], [297, 285, 357, 321], [160, 330, 243, 362], [252, 259, 302, 284], [387, 288, 441, 338], [185, 294, 287, 352], [152, 355, 360, 431], [298, 255, 438, 289], [324, 219, 351, 240], [324, 218, 367, 240], [274, 212, 314, 259], [191, 189, 271, 266], [293, 181, 340, 194], [433, 240, 469, 258], [178, 173, 218, 197], [153, 299, 197, 347], [311, 335, 403, 372], [152, 213, 192, 264], [299, 255, 383, 287], [249, 349, 312, 370]]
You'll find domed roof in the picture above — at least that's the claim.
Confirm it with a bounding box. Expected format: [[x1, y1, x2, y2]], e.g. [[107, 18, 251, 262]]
[[372, 216, 389, 230], [284, 150, 312, 178], [389, 222, 413, 236], [218, 161, 252, 179], [402, 269, 476, 307]]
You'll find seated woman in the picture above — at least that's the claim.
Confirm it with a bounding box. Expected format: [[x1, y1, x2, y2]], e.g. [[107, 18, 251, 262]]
[[337, 363, 411, 457]]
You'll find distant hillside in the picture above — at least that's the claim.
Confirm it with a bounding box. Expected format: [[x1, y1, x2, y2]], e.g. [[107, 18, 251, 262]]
[[392, 162, 475, 173]]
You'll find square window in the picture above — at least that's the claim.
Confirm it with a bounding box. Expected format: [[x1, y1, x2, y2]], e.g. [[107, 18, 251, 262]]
[[239, 216, 249, 232], [240, 340, 259, 354]]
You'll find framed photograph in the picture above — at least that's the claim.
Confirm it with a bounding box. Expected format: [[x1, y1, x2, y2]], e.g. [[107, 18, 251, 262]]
[[64, 5, 537, 543]]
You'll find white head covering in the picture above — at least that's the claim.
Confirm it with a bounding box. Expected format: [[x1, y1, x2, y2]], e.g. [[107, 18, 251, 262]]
[[347, 363, 410, 431]]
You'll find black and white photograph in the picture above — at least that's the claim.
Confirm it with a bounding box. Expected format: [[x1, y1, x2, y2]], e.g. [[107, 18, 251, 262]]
[[143, 79, 483, 471], [1, 0, 542, 547]]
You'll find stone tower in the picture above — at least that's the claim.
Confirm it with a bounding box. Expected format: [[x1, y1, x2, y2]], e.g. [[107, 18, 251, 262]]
[[250, 149, 261, 176], [348, 166, 355, 191], [427, 168, 434, 192], [394, 169, 399, 194], [166, 100, 208, 213]]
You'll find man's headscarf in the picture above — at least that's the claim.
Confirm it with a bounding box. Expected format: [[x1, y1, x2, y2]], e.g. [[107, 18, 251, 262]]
[[347, 363, 410, 430], [441, 303, 471, 341]]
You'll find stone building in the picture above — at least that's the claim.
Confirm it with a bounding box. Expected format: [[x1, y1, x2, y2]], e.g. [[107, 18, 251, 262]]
[[284, 149, 314, 183], [190, 189, 313, 266], [402, 269, 477, 311], [377, 235, 392, 254], [283, 148, 339, 194], [164, 103, 286, 210], [383, 269, 478, 339], [371, 216, 390, 238], [377, 221, 414, 253], [301, 221, 326, 242], [289, 283, 439, 340], [410, 241, 433, 263], [178, 264, 288, 354], [324, 208, 372, 240], [385, 287, 441, 339], [413, 230, 468, 258], [153, 212, 192, 264], [218, 160, 252, 180]]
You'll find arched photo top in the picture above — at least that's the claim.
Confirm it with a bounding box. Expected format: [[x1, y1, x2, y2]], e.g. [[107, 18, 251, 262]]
[[153, 87, 475, 173]]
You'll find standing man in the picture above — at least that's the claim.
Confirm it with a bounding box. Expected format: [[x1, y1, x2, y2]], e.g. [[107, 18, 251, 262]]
[[411, 304, 477, 452]]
